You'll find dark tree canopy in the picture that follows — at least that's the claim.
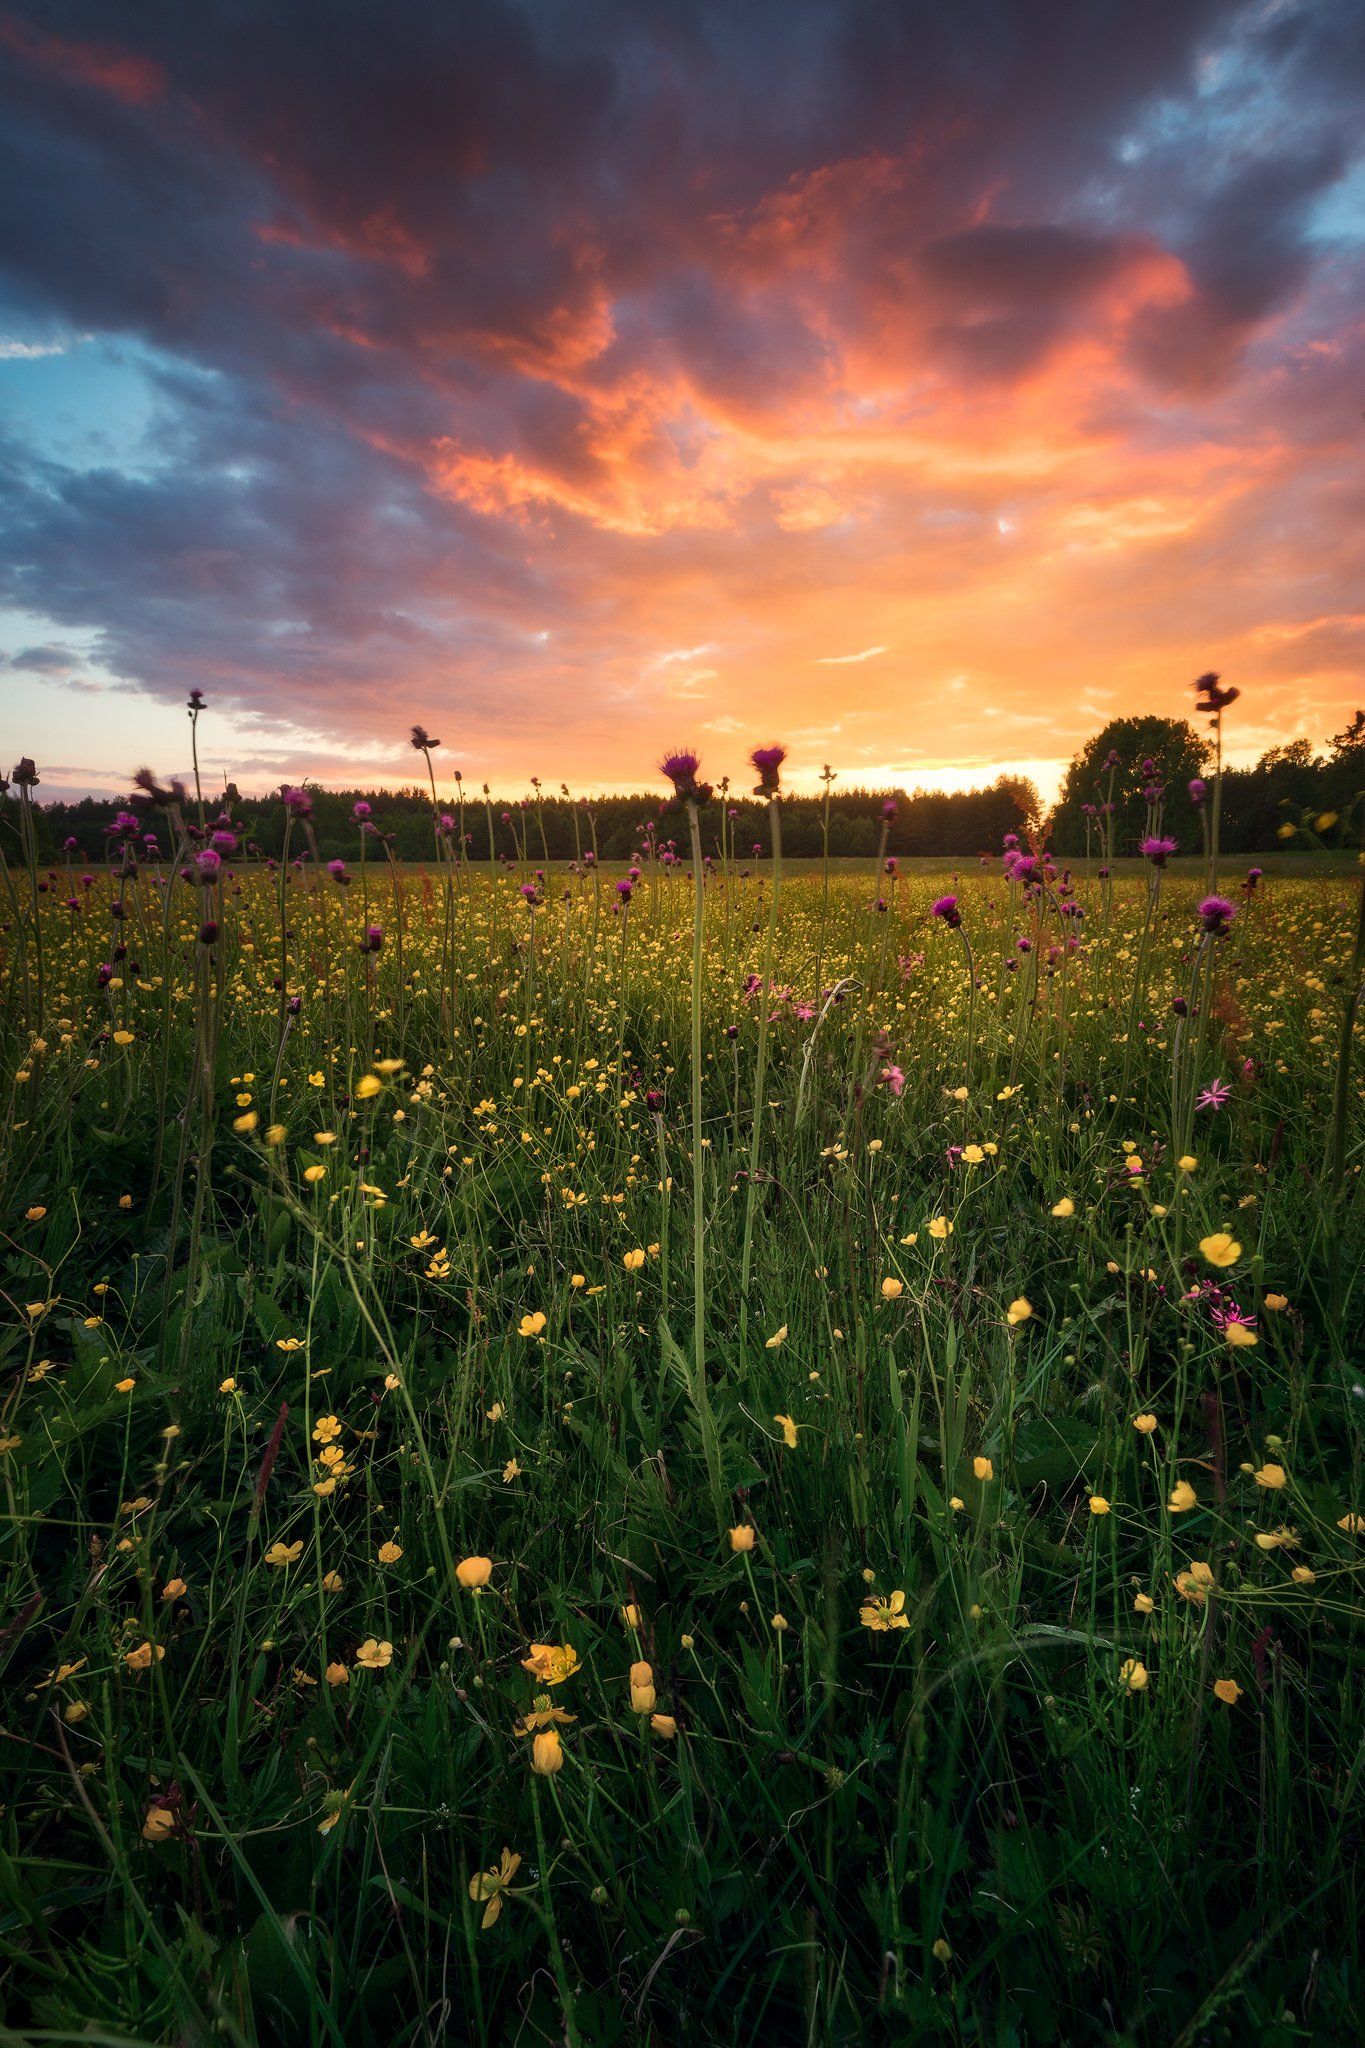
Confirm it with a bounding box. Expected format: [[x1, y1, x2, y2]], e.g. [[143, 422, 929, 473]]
[[1050, 716, 1211, 856]]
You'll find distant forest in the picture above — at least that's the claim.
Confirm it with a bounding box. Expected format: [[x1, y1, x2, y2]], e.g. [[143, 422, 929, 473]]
[[10, 712, 1363, 864]]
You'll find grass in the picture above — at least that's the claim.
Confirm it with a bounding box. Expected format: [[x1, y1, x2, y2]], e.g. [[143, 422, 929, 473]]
[[0, 816, 1362, 2045]]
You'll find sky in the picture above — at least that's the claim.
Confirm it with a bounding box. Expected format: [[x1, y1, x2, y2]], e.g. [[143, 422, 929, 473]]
[[0, 0, 1362, 807]]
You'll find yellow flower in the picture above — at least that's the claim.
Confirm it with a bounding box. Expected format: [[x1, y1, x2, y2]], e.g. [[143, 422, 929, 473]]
[[303, 1164, 327, 1184], [162, 1578, 187, 1601], [354, 1074, 383, 1099], [623, 1247, 646, 1272], [973, 1456, 994, 1482], [773, 1413, 798, 1449], [141, 1806, 176, 1843], [650, 1713, 678, 1739], [1175, 1561, 1215, 1604], [1050, 1197, 1074, 1217], [113, 1030, 135, 1048], [1005, 1297, 1032, 1326], [629, 1660, 656, 1713], [1315, 811, 1338, 831], [25, 1205, 47, 1222], [1338, 1513, 1364, 1535], [932, 1938, 953, 1964], [313, 1416, 342, 1443], [377, 1540, 403, 1565], [1133, 1592, 1154, 1614], [521, 1642, 580, 1687], [124, 1641, 164, 1672], [859, 1590, 909, 1631], [961, 1144, 985, 1165], [927, 1215, 952, 1240], [457, 1556, 493, 1589], [1119, 1659, 1148, 1692], [325, 1661, 350, 1687], [1253, 1462, 1287, 1491], [518, 1310, 547, 1338], [880, 1276, 903, 1300], [765, 1324, 789, 1347], [355, 1638, 394, 1669], [729, 1523, 756, 1553], [264, 1540, 304, 1568], [1225, 1322, 1257, 1349], [1254, 1526, 1298, 1551], [1213, 1678, 1242, 1705], [770, 1612, 789, 1632], [114, 1376, 136, 1394], [621, 1603, 641, 1627], [1199, 1232, 1241, 1269], [1264, 1293, 1288, 1311], [502, 1458, 521, 1482], [1133, 1413, 1158, 1434], [469, 1847, 522, 1929], [233, 1110, 259, 1134], [530, 1729, 564, 1775], [219, 1376, 238, 1394], [1291, 1565, 1316, 1584], [1088, 1496, 1110, 1516], [1168, 1480, 1197, 1513]]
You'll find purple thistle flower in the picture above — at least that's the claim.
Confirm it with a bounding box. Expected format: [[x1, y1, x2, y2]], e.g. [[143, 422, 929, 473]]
[[1140, 835, 1178, 867], [749, 744, 787, 796], [282, 785, 313, 818], [1198, 894, 1237, 935], [931, 894, 962, 929], [1188, 777, 1207, 804], [659, 750, 710, 806]]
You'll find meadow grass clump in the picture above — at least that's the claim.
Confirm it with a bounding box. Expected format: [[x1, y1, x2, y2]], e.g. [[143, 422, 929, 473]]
[[0, 751, 1362, 2046]]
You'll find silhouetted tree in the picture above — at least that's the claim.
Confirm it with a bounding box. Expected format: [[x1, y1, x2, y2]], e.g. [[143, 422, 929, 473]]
[[1050, 716, 1210, 857]]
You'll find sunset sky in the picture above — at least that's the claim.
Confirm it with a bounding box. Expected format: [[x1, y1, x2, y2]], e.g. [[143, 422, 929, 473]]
[[0, 0, 1362, 805]]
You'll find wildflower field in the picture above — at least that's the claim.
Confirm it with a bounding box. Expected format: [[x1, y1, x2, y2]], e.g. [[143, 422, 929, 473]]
[[2, 748, 1363, 2046]]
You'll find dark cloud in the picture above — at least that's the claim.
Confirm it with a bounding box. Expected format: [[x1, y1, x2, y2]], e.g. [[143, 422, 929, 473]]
[[2, 641, 86, 675]]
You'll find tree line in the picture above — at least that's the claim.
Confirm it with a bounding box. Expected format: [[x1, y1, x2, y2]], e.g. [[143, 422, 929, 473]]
[[1047, 712, 1364, 857], [10, 708, 1362, 865], [12, 775, 1041, 865]]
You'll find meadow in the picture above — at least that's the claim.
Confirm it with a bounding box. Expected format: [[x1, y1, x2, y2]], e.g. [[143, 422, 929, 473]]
[[1, 752, 1363, 2046]]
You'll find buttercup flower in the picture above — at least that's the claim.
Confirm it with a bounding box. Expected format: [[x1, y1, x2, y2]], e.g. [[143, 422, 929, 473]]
[[521, 1642, 581, 1686], [859, 1590, 909, 1631], [469, 1848, 522, 1929]]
